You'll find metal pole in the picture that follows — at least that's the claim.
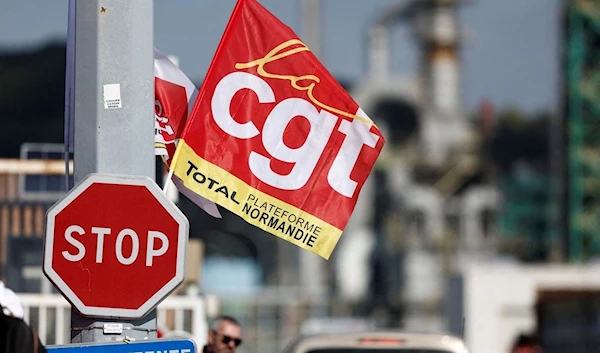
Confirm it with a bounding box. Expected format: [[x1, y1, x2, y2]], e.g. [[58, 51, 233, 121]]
[[567, 5, 585, 262], [298, 0, 326, 298], [72, 0, 156, 342], [301, 0, 321, 57]]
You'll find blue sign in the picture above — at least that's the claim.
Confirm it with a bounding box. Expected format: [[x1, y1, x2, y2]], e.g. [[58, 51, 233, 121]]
[[47, 339, 196, 353]]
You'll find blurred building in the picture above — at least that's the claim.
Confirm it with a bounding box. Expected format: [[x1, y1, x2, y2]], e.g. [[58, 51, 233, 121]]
[[335, 0, 500, 330], [557, 0, 600, 262]]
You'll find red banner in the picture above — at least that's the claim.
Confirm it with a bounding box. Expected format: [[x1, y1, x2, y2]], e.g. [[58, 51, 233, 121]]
[[154, 49, 221, 218], [154, 48, 196, 164], [171, 0, 385, 259]]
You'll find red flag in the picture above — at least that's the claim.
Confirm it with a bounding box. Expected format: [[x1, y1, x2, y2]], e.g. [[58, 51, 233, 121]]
[[154, 49, 193, 162], [154, 49, 221, 218], [170, 0, 385, 259]]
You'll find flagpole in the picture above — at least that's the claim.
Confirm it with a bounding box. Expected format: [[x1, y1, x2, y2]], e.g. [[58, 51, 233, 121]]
[[163, 169, 174, 193]]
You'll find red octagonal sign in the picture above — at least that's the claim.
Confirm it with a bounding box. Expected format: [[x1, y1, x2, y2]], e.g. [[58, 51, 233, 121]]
[[43, 174, 189, 319]]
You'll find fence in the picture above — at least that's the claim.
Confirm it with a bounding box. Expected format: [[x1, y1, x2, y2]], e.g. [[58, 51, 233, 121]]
[[17, 287, 332, 353], [0, 162, 61, 281], [17, 292, 213, 347]]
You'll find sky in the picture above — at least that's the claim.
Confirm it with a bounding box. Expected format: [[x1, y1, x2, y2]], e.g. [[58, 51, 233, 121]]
[[0, 0, 564, 114]]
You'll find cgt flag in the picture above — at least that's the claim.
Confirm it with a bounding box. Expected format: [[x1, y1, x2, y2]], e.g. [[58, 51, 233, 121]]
[[170, 0, 385, 259], [154, 49, 221, 218]]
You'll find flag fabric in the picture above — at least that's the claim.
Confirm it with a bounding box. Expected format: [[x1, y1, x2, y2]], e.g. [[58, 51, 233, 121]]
[[154, 49, 222, 218], [170, 0, 385, 259], [154, 49, 197, 162]]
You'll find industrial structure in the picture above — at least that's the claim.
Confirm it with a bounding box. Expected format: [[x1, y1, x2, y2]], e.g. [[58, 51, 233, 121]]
[[562, 0, 600, 262], [336, 0, 502, 329]]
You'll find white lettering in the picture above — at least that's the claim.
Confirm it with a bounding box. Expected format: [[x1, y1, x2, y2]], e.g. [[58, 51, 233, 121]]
[[115, 229, 139, 265], [328, 117, 380, 197], [62, 225, 85, 262], [128, 348, 191, 353], [212, 71, 274, 139], [92, 227, 111, 263], [212, 73, 380, 196], [146, 231, 169, 266], [248, 98, 337, 190]]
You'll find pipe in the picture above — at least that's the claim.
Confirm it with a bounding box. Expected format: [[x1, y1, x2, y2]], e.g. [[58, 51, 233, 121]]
[[0, 159, 73, 175], [403, 187, 444, 241], [461, 187, 501, 250], [368, 25, 390, 80]]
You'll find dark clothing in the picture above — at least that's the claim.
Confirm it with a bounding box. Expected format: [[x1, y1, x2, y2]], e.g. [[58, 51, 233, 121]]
[[0, 314, 46, 353]]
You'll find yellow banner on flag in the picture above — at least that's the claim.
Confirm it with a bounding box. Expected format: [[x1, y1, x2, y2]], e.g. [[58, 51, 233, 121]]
[[172, 141, 343, 259]]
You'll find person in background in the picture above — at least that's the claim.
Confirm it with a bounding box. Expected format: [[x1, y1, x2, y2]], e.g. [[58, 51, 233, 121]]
[[0, 282, 23, 319], [203, 315, 243, 353], [510, 333, 542, 353], [0, 281, 46, 353]]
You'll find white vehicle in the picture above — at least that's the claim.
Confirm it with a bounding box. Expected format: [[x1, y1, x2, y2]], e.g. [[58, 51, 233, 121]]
[[283, 331, 469, 353]]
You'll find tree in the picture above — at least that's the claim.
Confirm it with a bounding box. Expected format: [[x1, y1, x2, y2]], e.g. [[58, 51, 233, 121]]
[[0, 43, 66, 157], [488, 108, 551, 176]]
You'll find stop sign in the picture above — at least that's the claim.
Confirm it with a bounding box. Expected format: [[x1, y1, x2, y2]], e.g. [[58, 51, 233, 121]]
[[43, 173, 189, 319]]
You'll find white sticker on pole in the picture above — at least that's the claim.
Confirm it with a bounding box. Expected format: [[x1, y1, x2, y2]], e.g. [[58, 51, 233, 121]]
[[103, 323, 124, 334], [103, 83, 122, 109]]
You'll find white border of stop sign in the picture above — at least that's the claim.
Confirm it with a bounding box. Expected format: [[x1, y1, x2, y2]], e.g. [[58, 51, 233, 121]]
[[43, 173, 190, 319]]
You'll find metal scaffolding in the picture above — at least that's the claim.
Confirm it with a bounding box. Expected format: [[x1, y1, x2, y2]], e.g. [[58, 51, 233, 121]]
[[566, 0, 600, 261]]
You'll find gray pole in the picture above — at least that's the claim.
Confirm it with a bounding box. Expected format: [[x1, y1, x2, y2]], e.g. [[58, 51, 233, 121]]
[[71, 0, 156, 343], [298, 0, 326, 301], [301, 0, 321, 57]]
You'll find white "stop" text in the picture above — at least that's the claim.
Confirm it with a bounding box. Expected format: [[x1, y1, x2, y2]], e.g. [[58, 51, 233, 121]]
[[62, 225, 169, 266]]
